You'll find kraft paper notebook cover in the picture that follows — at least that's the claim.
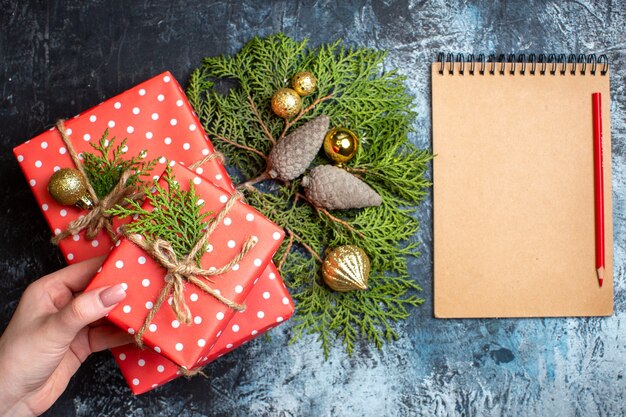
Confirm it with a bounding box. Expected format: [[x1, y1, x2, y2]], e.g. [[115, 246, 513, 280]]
[[432, 54, 613, 318]]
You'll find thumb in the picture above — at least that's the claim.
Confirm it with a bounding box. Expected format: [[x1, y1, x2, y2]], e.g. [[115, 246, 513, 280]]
[[47, 284, 127, 347]]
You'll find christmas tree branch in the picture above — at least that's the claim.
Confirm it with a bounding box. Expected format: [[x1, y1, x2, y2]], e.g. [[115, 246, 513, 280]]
[[316, 206, 366, 239], [210, 131, 268, 160], [247, 95, 276, 146], [236, 171, 271, 190], [278, 94, 333, 141], [243, 184, 323, 263], [295, 192, 365, 239], [278, 230, 294, 270], [286, 226, 323, 263], [188, 33, 431, 356], [82, 131, 157, 200], [345, 167, 365, 180], [109, 168, 212, 261]]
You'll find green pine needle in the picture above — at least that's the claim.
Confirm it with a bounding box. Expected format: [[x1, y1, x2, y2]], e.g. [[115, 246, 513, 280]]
[[109, 167, 212, 262], [82, 129, 157, 199], [186, 33, 431, 357]]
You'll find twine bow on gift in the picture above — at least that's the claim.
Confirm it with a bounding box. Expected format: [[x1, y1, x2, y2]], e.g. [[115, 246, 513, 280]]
[[52, 120, 140, 243], [52, 120, 225, 245], [125, 191, 257, 348]]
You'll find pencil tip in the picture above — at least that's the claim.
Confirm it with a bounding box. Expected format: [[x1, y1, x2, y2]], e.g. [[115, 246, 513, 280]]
[[596, 268, 604, 287]]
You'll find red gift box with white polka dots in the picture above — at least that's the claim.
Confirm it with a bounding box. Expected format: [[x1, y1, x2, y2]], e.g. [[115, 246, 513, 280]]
[[85, 163, 285, 369], [12, 71, 234, 265], [12, 71, 293, 393], [111, 263, 294, 395]]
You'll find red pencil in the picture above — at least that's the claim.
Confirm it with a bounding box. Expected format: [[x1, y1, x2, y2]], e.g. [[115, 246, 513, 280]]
[[592, 92, 604, 287]]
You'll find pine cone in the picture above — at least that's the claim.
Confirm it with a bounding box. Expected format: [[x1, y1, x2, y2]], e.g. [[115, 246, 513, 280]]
[[302, 165, 382, 210], [267, 115, 330, 181]]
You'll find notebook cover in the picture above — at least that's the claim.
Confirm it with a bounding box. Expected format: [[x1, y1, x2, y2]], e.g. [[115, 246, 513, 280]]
[[432, 62, 613, 318]]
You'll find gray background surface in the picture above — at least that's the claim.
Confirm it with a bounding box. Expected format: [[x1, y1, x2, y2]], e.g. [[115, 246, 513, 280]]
[[1, 1, 625, 416]]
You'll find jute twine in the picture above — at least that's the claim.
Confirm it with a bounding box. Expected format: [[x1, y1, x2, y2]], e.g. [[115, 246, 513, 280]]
[[188, 152, 224, 171]]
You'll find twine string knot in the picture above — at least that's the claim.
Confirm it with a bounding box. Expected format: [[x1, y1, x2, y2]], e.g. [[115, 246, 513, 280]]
[[126, 191, 257, 348], [52, 120, 142, 243]]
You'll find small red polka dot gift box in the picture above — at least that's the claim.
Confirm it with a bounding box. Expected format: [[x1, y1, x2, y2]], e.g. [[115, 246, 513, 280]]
[[85, 162, 285, 369], [111, 263, 294, 395], [12, 71, 233, 265]]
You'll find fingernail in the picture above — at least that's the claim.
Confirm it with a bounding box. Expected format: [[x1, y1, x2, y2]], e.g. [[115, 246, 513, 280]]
[[100, 284, 127, 307]]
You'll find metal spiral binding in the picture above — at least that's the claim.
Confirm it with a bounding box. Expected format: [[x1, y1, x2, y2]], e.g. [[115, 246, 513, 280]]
[[437, 53, 608, 76]]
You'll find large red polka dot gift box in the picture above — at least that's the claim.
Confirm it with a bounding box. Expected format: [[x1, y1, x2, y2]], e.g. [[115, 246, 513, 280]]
[[112, 263, 294, 395], [12, 71, 233, 265], [85, 162, 285, 369]]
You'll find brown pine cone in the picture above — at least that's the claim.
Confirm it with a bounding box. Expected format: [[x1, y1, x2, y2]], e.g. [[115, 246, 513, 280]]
[[267, 115, 330, 181], [302, 165, 382, 210]]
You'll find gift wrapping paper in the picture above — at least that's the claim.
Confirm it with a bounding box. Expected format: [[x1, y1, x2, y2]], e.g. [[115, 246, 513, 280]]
[[85, 163, 285, 369], [13, 71, 233, 264]]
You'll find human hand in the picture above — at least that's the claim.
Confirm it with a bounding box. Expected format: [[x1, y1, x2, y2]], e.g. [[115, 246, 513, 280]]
[[0, 257, 133, 416]]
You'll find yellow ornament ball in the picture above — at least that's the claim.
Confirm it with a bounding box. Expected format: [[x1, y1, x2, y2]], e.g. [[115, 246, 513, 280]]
[[47, 168, 94, 210], [271, 88, 302, 119], [323, 127, 359, 165], [291, 71, 317, 97]]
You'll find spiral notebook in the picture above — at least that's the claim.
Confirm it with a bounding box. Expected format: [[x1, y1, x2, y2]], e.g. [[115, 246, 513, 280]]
[[432, 54, 613, 318]]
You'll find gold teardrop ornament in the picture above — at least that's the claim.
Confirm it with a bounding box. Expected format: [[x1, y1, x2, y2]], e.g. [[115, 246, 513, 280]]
[[47, 168, 94, 210], [323, 127, 358, 166], [322, 245, 370, 292]]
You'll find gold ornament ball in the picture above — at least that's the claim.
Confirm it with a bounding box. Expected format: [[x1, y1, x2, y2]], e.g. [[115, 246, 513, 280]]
[[323, 127, 359, 165], [47, 168, 94, 210], [291, 71, 317, 97], [271, 88, 302, 119], [322, 245, 370, 292]]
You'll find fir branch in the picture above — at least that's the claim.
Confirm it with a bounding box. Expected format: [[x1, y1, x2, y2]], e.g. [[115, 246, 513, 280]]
[[277, 230, 294, 270], [82, 129, 157, 199], [238, 172, 271, 190], [316, 207, 365, 239], [187, 33, 431, 357], [286, 227, 323, 264], [247, 95, 276, 145], [109, 168, 212, 261], [211, 131, 268, 160], [243, 185, 324, 263], [295, 192, 365, 239]]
